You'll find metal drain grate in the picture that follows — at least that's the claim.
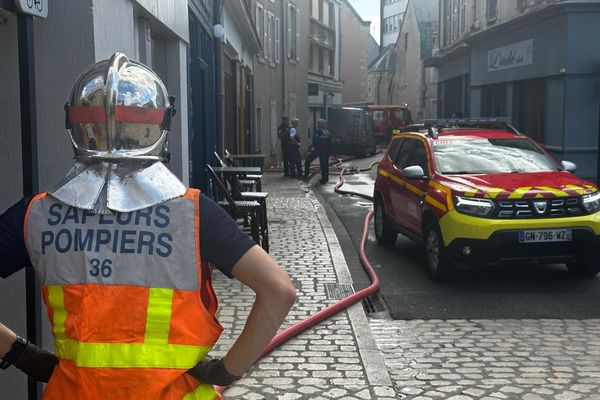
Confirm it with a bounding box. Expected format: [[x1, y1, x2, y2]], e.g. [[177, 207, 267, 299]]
[[324, 283, 355, 300], [361, 294, 388, 315]]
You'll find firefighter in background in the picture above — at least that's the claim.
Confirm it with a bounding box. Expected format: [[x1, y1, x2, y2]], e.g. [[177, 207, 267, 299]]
[[288, 118, 303, 178], [304, 119, 332, 184], [277, 116, 291, 177], [0, 53, 296, 399]]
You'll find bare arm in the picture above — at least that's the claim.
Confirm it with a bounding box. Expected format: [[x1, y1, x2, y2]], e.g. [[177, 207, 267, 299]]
[[0, 323, 17, 358], [223, 245, 296, 376]]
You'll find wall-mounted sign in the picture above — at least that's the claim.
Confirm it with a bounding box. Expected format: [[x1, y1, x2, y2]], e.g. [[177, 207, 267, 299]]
[[488, 39, 533, 72], [15, 0, 48, 18]]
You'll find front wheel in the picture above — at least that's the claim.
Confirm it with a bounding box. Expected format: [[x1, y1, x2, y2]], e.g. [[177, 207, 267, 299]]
[[566, 261, 600, 278], [374, 198, 397, 246], [424, 222, 454, 281]]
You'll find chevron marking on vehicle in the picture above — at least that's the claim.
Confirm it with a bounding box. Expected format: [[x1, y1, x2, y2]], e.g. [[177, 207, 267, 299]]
[[428, 181, 453, 211], [378, 169, 403, 187], [508, 187, 533, 199], [565, 184, 587, 195], [406, 183, 425, 196], [425, 195, 447, 212], [536, 186, 569, 197], [463, 188, 478, 197], [378, 169, 425, 196], [483, 187, 504, 199]]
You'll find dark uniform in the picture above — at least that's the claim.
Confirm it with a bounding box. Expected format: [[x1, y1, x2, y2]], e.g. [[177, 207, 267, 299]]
[[304, 125, 332, 183], [277, 121, 291, 176]]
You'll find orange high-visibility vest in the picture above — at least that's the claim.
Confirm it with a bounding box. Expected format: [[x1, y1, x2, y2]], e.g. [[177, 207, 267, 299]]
[[24, 189, 223, 399]]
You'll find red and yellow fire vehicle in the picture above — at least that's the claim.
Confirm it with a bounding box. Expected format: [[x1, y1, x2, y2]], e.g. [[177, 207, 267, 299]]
[[373, 118, 600, 280], [367, 104, 413, 141]]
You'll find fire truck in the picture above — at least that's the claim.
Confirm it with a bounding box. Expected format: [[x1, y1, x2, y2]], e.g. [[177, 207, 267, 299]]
[[367, 104, 413, 141]]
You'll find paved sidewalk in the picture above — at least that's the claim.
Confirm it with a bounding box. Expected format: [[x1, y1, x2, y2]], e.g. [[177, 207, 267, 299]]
[[211, 172, 395, 399]]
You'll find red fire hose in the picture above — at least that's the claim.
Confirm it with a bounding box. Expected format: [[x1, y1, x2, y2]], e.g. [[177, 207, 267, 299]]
[[216, 165, 379, 395]]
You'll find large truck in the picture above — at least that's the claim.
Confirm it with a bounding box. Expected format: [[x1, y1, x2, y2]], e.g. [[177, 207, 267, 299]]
[[327, 107, 376, 157], [367, 104, 413, 141]]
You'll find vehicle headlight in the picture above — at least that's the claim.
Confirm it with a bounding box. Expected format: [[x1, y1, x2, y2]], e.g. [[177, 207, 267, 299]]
[[581, 191, 600, 213], [454, 196, 495, 217]]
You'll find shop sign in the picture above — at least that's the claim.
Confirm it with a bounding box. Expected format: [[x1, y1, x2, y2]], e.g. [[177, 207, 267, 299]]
[[488, 39, 533, 72]]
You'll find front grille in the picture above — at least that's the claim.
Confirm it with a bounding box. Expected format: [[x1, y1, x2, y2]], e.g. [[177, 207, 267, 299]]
[[494, 197, 584, 218]]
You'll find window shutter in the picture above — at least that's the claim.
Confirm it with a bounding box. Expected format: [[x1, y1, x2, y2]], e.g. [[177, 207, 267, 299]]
[[295, 7, 300, 61], [255, 5, 261, 40], [264, 8, 268, 57], [287, 4, 292, 59], [267, 13, 272, 61], [275, 17, 281, 63]]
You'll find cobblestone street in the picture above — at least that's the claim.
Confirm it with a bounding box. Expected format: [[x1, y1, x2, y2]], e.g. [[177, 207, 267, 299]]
[[370, 319, 600, 399], [210, 173, 600, 399]]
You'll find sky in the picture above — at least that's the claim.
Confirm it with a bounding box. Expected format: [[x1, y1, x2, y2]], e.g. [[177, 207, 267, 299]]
[[348, 0, 380, 44]]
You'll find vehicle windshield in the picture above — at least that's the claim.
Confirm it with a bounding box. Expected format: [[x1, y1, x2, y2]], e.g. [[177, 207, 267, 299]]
[[432, 138, 557, 174]]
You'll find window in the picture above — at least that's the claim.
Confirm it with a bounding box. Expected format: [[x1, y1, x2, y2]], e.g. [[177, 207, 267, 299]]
[[309, 44, 334, 77], [487, 0, 498, 21], [383, 14, 402, 34], [410, 142, 429, 175], [287, 2, 299, 61], [394, 139, 418, 170], [311, 0, 318, 19], [445, 0, 466, 45], [322, 0, 328, 25], [267, 11, 275, 65], [404, 32, 409, 51], [255, 3, 265, 58], [451, 0, 458, 41], [329, 1, 334, 27], [460, 0, 466, 33], [443, 0, 451, 46], [275, 17, 280, 63]]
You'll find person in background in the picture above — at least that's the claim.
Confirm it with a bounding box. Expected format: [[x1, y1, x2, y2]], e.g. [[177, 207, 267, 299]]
[[304, 119, 332, 184], [277, 116, 291, 177], [0, 53, 296, 399], [288, 118, 303, 179]]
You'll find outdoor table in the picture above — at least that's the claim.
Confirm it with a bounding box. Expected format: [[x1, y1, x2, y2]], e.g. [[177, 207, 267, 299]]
[[212, 166, 263, 191], [227, 153, 266, 169], [211, 166, 262, 175]]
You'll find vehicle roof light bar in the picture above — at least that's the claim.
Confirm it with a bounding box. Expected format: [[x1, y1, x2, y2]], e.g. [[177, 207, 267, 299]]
[[420, 117, 521, 135]]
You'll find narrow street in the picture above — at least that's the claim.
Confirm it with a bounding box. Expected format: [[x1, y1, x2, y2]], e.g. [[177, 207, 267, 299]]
[[310, 154, 600, 398], [315, 153, 600, 320]]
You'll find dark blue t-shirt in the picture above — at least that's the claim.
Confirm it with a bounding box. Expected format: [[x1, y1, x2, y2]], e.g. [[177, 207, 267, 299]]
[[0, 194, 255, 279]]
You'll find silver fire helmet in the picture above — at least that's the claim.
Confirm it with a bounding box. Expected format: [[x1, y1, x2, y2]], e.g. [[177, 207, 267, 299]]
[[50, 52, 186, 214]]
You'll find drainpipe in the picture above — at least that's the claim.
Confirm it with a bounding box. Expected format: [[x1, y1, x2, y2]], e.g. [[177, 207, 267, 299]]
[[214, 0, 223, 153], [281, 2, 286, 115], [17, 12, 42, 400], [377, 71, 383, 104]]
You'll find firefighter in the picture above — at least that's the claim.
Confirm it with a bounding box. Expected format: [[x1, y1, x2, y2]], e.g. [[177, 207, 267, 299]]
[[304, 119, 332, 184], [0, 53, 296, 399]]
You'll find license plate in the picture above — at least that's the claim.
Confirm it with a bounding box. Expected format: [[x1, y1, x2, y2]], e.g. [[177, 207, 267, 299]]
[[518, 229, 572, 243]]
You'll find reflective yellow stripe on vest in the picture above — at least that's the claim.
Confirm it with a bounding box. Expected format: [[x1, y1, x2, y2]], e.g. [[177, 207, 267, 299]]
[[47, 286, 209, 369], [145, 288, 174, 344]]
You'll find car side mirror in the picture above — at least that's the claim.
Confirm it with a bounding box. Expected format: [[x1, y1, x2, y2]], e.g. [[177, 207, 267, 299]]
[[403, 165, 427, 180], [561, 160, 577, 174]]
